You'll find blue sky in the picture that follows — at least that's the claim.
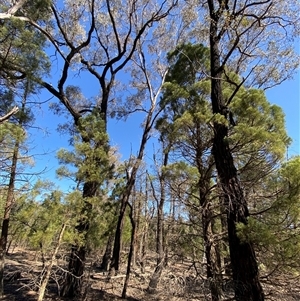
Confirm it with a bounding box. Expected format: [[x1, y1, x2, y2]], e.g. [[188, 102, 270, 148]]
[[27, 68, 299, 192], [265, 71, 300, 158], [24, 55, 300, 189]]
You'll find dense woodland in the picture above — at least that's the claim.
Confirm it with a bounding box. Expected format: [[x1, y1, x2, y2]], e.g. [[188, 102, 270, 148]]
[[0, 0, 300, 300]]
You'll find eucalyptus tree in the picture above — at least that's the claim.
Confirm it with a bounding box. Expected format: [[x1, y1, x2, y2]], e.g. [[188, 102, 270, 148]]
[[195, 1, 300, 299], [6, 0, 179, 296], [0, 0, 30, 19], [109, 11, 190, 296], [110, 29, 177, 276], [0, 107, 19, 124]]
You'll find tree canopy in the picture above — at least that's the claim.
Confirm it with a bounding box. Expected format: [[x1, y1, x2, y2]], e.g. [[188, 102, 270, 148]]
[[0, 1, 299, 300]]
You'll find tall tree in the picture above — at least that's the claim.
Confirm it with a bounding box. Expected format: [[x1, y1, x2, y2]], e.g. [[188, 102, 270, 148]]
[[0, 3, 49, 288], [158, 42, 291, 300], [17, 0, 179, 296], [203, 0, 299, 299], [147, 141, 170, 293], [0, 78, 47, 295]]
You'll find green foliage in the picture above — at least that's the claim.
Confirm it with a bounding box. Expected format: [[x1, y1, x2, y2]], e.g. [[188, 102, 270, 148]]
[[86, 199, 118, 250], [163, 161, 199, 184], [236, 217, 273, 245], [19, 0, 52, 21], [0, 2, 50, 86], [157, 42, 295, 281], [236, 157, 300, 273], [166, 43, 210, 86], [9, 182, 88, 254], [229, 87, 291, 161], [57, 110, 112, 185]]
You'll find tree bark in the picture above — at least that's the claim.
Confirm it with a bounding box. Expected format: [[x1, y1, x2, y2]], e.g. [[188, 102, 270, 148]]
[[60, 181, 97, 297], [139, 175, 149, 274], [0, 140, 19, 296], [0, 106, 19, 124], [110, 197, 127, 274], [37, 224, 66, 301], [201, 198, 222, 301], [148, 151, 168, 293], [110, 91, 158, 274], [213, 133, 264, 300], [100, 232, 114, 271], [207, 1, 264, 300], [121, 202, 136, 298]]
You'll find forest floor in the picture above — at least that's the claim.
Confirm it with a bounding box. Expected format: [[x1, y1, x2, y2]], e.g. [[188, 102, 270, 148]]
[[2, 248, 300, 301]]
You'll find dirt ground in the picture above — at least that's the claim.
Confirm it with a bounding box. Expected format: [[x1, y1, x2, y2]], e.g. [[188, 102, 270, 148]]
[[2, 249, 300, 301]]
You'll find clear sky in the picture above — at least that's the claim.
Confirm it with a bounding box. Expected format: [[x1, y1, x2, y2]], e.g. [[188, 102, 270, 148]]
[[265, 71, 300, 158]]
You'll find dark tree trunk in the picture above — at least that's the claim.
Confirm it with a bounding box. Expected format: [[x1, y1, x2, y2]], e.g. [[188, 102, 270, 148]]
[[61, 245, 86, 297], [110, 198, 127, 274], [148, 152, 168, 293], [100, 233, 114, 271], [207, 1, 264, 300], [139, 175, 149, 274], [201, 201, 222, 301], [132, 186, 140, 268], [213, 128, 264, 300], [0, 142, 19, 296], [61, 181, 97, 297], [122, 202, 136, 298]]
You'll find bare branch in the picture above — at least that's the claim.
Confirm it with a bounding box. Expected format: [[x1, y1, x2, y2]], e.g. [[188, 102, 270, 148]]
[[0, 0, 28, 19], [0, 106, 19, 123]]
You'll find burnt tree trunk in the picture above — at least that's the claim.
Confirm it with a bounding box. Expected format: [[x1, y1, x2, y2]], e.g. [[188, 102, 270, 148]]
[[201, 197, 222, 301], [122, 202, 136, 298], [100, 232, 114, 271], [0, 143, 18, 296], [148, 151, 168, 293], [213, 133, 264, 300], [110, 197, 127, 274], [60, 181, 97, 297], [207, 1, 264, 300]]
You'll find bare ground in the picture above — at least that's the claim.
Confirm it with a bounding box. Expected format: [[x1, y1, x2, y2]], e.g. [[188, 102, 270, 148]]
[[2, 249, 300, 301]]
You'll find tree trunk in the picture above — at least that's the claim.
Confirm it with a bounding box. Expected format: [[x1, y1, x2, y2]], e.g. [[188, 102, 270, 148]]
[[139, 175, 149, 274], [213, 131, 264, 300], [122, 202, 136, 298], [100, 233, 114, 271], [148, 152, 168, 293], [60, 181, 96, 297], [110, 102, 156, 274], [38, 224, 66, 301], [196, 121, 222, 301], [110, 198, 127, 274], [202, 202, 222, 301], [132, 186, 140, 268], [0, 142, 19, 296], [61, 245, 86, 297], [207, 1, 264, 299]]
